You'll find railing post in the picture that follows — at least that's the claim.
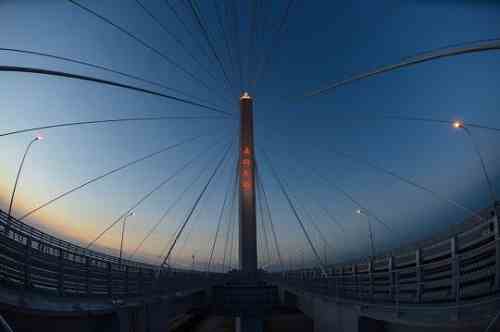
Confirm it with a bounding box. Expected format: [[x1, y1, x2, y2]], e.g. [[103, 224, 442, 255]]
[[4, 215, 12, 238], [139, 268, 144, 295], [353, 264, 359, 300], [339, 266, 344, 299], [58, 248, 64, 296], [328, 269, 334, 297], [450, 236, 460, 319], [24, 236, 32, 290], [107, 262, 112, 297], [388, 255, 394, 302], [395, 270, 400, 318], [85, 257, 90, 296], [494, 216, 500, 290], [415, 248, 422, 303], [368, 259, 374, 301], [125, 265, 129, 296], [147, 269, 153, 295]]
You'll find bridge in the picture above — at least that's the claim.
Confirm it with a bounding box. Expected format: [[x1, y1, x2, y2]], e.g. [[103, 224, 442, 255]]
[[1, 1, 500, 331]]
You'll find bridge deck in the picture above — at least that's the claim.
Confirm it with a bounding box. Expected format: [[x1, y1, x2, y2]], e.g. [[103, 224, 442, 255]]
[[272, 206, 500, 309], [0, 210, 220, 302]]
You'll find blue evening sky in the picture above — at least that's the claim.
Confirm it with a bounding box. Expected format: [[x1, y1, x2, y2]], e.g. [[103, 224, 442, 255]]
[[0, 0, 499, 270]]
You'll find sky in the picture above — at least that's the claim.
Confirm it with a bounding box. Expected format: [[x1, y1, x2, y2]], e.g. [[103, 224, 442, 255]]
[[0, 0, 499, 271]]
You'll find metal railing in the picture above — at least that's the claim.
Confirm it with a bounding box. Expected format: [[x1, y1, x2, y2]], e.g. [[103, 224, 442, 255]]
[[0, 210, 221, 298], [271, 205, 500, 307]]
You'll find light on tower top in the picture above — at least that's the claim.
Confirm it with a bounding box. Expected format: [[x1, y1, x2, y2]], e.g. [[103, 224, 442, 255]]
[[240, 91, 252, 100]]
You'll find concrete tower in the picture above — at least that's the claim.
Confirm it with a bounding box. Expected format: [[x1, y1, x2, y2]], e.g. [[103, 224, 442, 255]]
[[238, 92, 257, 275]]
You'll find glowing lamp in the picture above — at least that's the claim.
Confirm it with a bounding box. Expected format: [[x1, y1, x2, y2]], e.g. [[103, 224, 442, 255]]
[[452, 121, 463, 129]]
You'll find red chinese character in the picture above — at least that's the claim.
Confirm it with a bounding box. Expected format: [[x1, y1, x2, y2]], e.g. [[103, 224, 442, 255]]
[[242, 159, 251, 167], [242, 169, 251, 177], [243, 147, 251, 155], [242, 180, 252, 190]]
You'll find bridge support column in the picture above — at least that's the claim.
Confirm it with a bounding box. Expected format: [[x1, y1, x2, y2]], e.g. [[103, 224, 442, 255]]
[[239, 92, 257, 276], [237, 92, 261, 332]]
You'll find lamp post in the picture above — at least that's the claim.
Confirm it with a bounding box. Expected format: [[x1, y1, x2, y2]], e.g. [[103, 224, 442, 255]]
[[119, 211, 134, 266], [453, 121, 496, 209], [8, 136, 43, 219], [356, 209, 375, 259]]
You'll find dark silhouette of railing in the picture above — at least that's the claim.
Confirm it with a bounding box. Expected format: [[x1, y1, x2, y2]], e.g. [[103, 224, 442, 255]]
[[0, 209, 220, 299], [3, 202, 500, 309], [272, 205, 500, 308]]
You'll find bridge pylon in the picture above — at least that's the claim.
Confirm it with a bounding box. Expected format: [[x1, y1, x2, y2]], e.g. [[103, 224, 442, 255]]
[[239, 92, 257, 276]]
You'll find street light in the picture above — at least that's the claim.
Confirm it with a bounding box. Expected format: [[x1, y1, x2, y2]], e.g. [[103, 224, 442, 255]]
[[453, 121, 462, 129], [453, 120, 496, 209], [356, 209, 376, 259], [8, 136, 44, 219], [119, 211, 134, 266]]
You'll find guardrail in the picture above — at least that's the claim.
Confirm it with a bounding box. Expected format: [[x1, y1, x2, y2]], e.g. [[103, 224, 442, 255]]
[[272, 205, 500, 306], [0, 209, 221, 298]]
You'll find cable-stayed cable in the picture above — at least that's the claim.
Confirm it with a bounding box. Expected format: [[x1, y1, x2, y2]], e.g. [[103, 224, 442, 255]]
[[0, 65, 232, 116], [255, 167, 272, 267], [246, 0, 258, 89], [178, 148, 235, 269], [307, 192, 346, 233], [0, 115, 230, 138], [186, 0, 236, 95], [255, 167, 284, 271], [212, 0, 238, 92], [164, 140, 234, 269], [177, 202, 204, 263], [312, 165, 396, 233], [252, 0, 295, 89], [302, 39, 500, 98], [222, 170, 239, 272], [256, 176, 272, 268], [160, 139, 234, 268], [161, 0, 216, 72], [67, 0, 228, 102], [228, 200, 238, 269], [328, 148, 484, 221], [0, 47, 218, 107], [286, 178, 335, 258], [86, 136, 227, 249], [129, 137, 229, 259], [258, 148, 327, 275], [230, 0, 243, 91], [288, 164, 347, 234], [207, 149, 237, 272], [133, 0, 224, 93], [19, 134, 208, 220]]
